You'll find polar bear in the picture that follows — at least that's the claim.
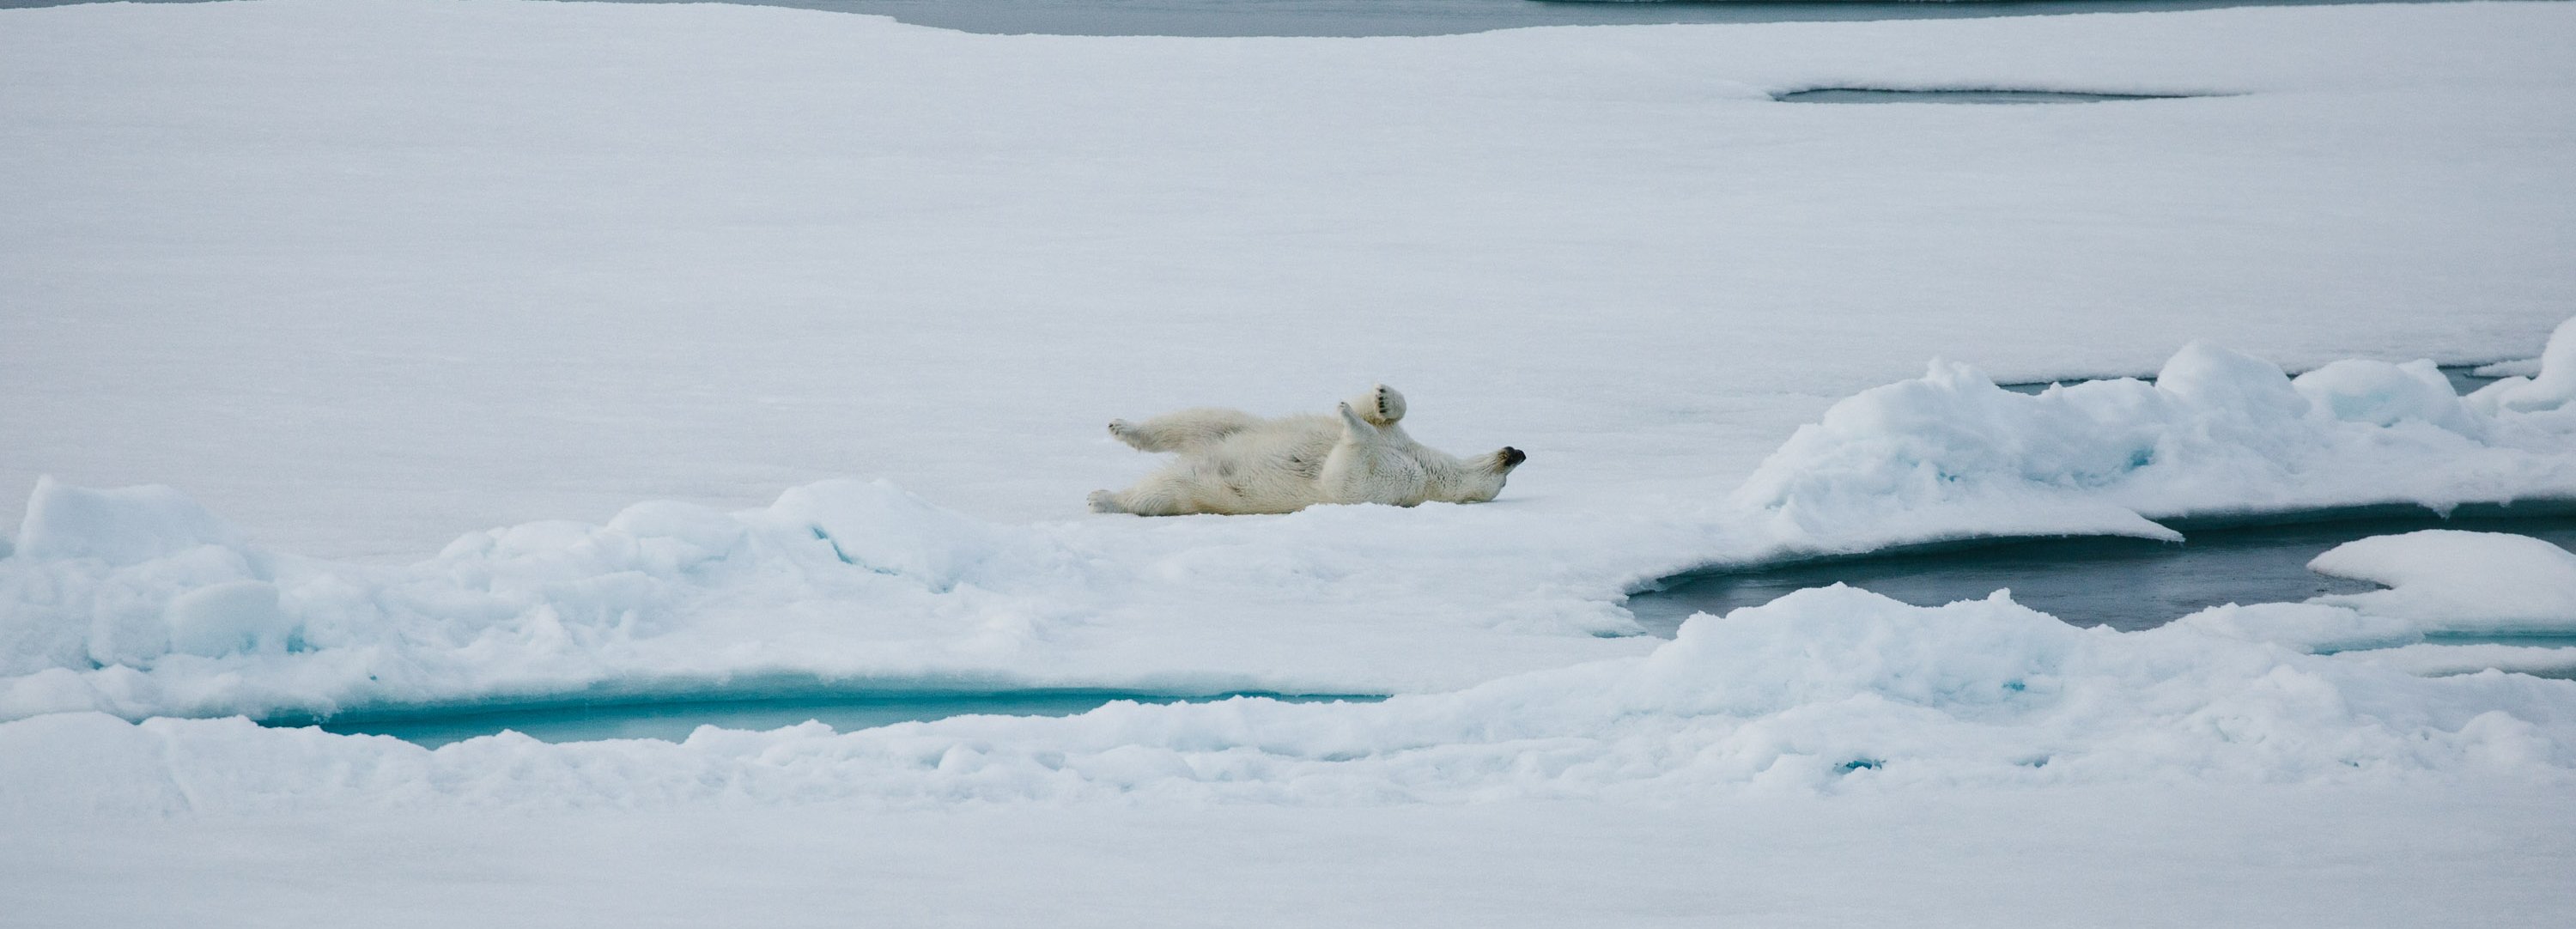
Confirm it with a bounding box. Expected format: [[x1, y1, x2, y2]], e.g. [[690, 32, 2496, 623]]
[[1088, 385, 1527, 516]]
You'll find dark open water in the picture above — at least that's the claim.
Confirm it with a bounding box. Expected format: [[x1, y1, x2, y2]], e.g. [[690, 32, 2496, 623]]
[[1630, 508, 2576, 635], [0, 0, 2476, 36]]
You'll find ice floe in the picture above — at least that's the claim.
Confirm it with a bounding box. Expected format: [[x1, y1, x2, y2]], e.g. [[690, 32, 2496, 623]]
[[2310, 531, 2576, 635], [6, 583, 2571, 815], [8, 330, 2576, 732]]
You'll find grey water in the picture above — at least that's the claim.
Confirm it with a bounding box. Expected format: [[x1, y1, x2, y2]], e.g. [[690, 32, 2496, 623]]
[[295, 689, 1380, 748], [1627, 509, 2576, 637], [1777, 88, 2192, 104], [2000, 364, 2504, 396], [0, 0, 2480, 37]]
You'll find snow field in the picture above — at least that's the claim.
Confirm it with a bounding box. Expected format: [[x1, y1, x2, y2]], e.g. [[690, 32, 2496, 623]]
[[9, 786, 2573, 929], [5, 0, 2575, 560]]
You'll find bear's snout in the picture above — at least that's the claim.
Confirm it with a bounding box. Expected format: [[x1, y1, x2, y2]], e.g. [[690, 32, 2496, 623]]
[[1500, 446, 1527, 467]]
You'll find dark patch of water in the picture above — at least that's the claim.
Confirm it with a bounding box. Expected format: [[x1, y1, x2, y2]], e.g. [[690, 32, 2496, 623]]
[[289, 689, 1381, 748], [1776, 88, 2191, 104], [1998, 365, 2503, 397], [0, 0, 2477, 37], [1627, 509, 2576, 637]]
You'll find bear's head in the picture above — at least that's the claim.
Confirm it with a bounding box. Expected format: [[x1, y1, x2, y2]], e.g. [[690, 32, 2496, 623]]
[[1431, 446, 1527, 504]]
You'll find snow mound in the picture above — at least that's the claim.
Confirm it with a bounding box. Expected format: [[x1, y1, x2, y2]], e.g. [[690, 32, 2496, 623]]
[[2339, 642, 2576, 679], [3, 477, 280, 671], [2467, 317, 2576, 415], [1734, 336, 2576, 547], [0, 478, 1054, 719], [2474, 358, 2543, 379], [14, 476, 246, 566], [2291, 359, 2482, 436], [2310, 531, 2576, 634], [2164, 602, 2423, 654], [5, 585, 2571, 814]]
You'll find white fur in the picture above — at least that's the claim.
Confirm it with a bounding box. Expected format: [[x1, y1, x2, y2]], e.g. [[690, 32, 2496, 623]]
[[1090, 386, 1526, 516]]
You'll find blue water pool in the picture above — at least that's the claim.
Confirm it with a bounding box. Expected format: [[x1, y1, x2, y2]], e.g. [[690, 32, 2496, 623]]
[[282, 689, 1382, 748]]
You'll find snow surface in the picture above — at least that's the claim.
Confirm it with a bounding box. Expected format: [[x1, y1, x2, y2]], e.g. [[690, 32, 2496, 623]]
[[6, 1, 2576, 925], [9, 786, 2571, 929], [5, 0, 2575, 562]]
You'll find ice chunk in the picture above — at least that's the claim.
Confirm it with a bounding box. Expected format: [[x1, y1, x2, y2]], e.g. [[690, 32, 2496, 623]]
[[165, 580, 297, 658], [2309, 531, 2576, 634], [14, 477, 245, 566], [2291, 359, 2481, 435], [602, 501, 748, 575], [1733, 331, 2576, 547], [748, 479, 1005, 590], [2465, 317, 2576, 414], [2161, 601, 2421, 653], [2472, 358, 2543, 379], [2156, 341, 2310, 424], [1731, 359, 2180, 540]]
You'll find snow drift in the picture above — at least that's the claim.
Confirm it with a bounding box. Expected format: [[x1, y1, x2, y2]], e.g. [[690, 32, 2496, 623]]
[[1732, 326, 2576, 550], [8, 327, 2576, 728], [4, 584, 2570, 815]]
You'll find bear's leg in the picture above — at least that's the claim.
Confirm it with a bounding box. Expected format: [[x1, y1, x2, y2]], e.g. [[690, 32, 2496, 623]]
[[1320, 401, 1393, 504], [1345, 385, 1406, 427], [1108, 408, 1262, 453], [1085, 489, 1128, 514], [1334, 399, 1385, 441], [1088, 477, 1194, 516]]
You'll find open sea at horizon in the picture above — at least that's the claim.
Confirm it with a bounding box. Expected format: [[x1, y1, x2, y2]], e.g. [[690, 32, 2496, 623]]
[[0, 0, 2482, 37]]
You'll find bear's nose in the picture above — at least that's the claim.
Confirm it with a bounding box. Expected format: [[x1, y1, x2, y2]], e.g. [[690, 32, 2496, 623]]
[[1501, 446, 1527, 466]]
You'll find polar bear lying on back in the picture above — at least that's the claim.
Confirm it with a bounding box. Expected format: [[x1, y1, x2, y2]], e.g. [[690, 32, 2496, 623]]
[[1088, 385, 1527, 516]]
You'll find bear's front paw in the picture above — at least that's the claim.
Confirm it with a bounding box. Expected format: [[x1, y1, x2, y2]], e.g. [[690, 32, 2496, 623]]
[[1352, 384, 1406, 426], [1087, 489, 1125, 514]]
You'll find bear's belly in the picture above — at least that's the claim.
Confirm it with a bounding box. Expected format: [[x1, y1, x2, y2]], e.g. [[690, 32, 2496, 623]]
[[1180, 428, 1340, 513]]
